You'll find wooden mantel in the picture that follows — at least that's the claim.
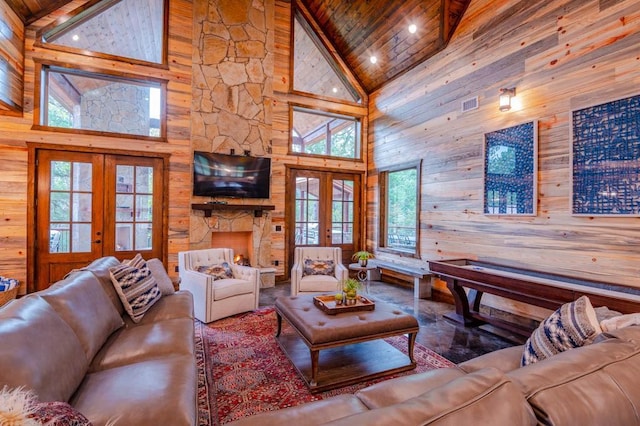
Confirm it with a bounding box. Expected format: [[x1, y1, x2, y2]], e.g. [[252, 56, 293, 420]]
[[191, 203, 275, 218]]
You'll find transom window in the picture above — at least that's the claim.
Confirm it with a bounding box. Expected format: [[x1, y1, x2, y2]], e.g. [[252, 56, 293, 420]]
[[379, 161, 421, 255], [38, 64, 165, 139], [40, 0, 166, 65], [291, 107, 361, 159]]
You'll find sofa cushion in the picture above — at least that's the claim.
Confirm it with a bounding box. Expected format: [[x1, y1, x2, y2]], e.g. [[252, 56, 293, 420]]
[[355, 367, 466, 409], [81, 256, 126, 316], [508, 338, 640, 425], [198, 263, 233, 280], [41, 271, 124, 361], [109, 262, 162, 323], [458, 345, 524, 374], [226, 394, 369, 426], [70, 355, 197, 426], [303, 259, 335, 276], [122, 290, 194, 326], [89, 317, 195, 372], [147, 258, 176, 295], [213, 278, 255, 300], [521, 295, 601, 366], [326, 368, 536, 426], [0, 296, 88, 402]]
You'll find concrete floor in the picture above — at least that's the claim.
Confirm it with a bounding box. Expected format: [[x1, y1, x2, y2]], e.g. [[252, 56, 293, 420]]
[[260, 280, 517, 364]]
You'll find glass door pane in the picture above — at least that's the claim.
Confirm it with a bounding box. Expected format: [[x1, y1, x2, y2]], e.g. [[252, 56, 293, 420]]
[[295, 177, 320, 245], [49, 160, 93, 253], [115, 165, 154, 251], [331, 179, 354, 244]]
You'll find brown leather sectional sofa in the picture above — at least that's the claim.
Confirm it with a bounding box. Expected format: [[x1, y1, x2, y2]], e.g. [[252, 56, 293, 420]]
[[0, 256, 197, 426], [228, 325, 640, 425]]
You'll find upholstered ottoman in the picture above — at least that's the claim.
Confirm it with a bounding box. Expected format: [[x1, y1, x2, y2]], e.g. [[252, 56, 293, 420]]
[[274, 295, 419, 392]]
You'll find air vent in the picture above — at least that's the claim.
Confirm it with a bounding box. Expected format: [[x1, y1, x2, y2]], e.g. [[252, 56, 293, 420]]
[[461, 96, 479, 112]]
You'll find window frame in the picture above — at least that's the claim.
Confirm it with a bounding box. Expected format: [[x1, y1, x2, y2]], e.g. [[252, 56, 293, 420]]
[[33, 61, 168, 141], [378, 160, 422, 257], [289, 104, 363, 161]]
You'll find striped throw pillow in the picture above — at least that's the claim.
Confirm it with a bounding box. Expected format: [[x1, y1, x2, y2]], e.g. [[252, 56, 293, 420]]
[[109, 260, 162, 323], [521, 295, 602, 366]]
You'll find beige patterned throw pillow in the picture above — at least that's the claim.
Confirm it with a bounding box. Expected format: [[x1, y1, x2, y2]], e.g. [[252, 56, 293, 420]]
[[521, 295, 602, 366], [109, 258, 162, 323]]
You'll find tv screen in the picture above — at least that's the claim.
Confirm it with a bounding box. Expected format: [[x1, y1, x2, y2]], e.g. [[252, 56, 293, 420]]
[[193, 151, 271, 198]]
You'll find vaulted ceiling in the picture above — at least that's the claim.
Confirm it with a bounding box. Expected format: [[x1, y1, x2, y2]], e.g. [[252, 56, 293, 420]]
[[5, 0, 471, 94], [299, 0, 471, 93]]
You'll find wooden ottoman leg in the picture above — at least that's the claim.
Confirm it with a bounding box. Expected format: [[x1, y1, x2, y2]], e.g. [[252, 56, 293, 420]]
[[407, 332, 417, 364], [275, 311, 283, 337], [310, 349, 319, 387]]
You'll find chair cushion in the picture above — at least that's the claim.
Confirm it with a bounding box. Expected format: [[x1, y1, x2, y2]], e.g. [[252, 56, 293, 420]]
[[213, 278, 255, 300], [303, 259, 335, 276], [198, 263, 233, 280], [299, 274, 339, 293], [521, 295, 601, 366], [109, 262, 162, 323]]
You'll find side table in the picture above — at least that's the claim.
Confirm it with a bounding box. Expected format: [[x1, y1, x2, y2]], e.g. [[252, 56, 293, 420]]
[[348, 263, 379, 293]]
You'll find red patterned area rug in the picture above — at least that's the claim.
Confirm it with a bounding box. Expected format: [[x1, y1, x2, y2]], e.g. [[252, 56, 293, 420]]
[[194, 307, 454, 425]]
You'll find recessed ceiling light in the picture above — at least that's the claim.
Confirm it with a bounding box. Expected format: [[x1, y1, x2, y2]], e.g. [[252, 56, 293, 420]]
[[408, 24, 417, 34], [332, 87, 338, 93], [72, 34, 80, 41], [370, 56, 377, 64]]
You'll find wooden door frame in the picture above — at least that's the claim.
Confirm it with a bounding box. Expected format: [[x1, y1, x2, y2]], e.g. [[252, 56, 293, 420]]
[[26, 142, 170, 293], [285, 164, 365, 280]]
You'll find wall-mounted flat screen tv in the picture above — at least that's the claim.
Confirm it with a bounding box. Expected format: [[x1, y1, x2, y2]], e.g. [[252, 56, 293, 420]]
[[193, 151, 271, 198]]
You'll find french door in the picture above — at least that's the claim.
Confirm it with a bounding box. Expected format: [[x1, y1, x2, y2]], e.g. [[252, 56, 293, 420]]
[[287, 167, 362, 272], [33, 148, 165, 292]]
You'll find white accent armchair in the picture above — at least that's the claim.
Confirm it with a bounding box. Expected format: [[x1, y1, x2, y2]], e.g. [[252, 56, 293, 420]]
[[291, 247, 348, 296], [178, 248, 260, 323]]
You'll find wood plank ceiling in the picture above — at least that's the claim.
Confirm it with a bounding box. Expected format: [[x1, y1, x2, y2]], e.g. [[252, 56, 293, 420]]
[[300, 0, 471, 93], [5, 0, 471, 94]]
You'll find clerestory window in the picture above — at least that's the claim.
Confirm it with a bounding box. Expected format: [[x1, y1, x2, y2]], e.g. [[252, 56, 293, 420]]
[[37, 64, 166, 139], [291, 107, 361, 159]]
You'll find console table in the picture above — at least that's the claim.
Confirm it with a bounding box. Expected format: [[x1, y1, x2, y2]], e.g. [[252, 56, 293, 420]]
[[428, 259, 640, 337]]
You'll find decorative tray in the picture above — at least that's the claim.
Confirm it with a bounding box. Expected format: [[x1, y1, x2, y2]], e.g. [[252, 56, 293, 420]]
[[313, 294, 375, 315]]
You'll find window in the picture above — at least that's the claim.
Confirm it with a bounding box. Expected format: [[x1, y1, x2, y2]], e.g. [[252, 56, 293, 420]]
[[40, 0, 166, 65], [38, 64, 165, 139], [291, 107, 361, 159], [380, 161, 421, 255], [293, 11, 360, 103]]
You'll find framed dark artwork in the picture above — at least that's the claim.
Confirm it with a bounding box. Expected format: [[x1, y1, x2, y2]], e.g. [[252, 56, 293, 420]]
[[572, 94, 640, 215], [484, 121, 537, 215]]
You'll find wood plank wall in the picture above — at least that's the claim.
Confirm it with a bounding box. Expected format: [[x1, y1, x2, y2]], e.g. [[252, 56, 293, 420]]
[[368, 0, 640, 319], [0, 0, 192, 291]]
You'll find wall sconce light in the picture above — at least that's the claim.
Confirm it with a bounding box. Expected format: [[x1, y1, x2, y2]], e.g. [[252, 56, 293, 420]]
[[499, 88, 516, 111]]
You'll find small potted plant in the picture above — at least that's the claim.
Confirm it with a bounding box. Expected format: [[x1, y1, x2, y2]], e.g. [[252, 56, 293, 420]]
[[352, 250, 374, 267], [342, 278, 361, 305]]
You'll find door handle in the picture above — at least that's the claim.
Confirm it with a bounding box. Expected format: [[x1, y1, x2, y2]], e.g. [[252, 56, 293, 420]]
[[93, 239, 102, 244]]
